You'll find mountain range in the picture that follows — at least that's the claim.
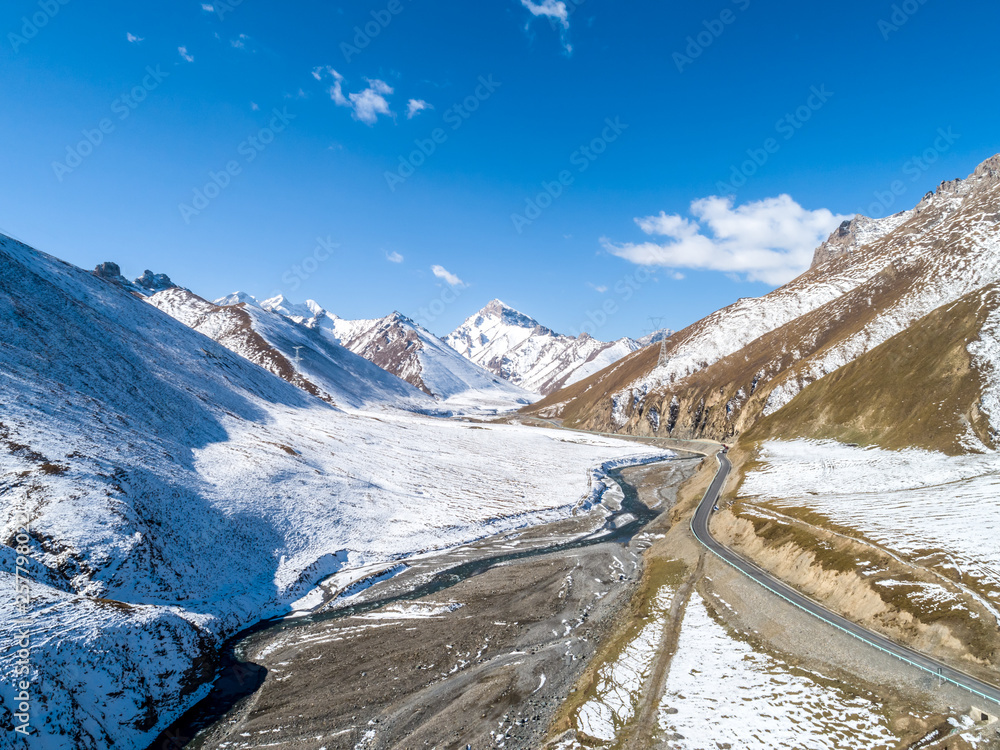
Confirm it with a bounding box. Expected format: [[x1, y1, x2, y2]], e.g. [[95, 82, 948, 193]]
[[0, 232, 668, 749], [8, 150, 1000, 749], [446, 299, 656, 395], [69, 263, 657, 415], [527, 153, 1000, 455], [145, 285, 658, 412]]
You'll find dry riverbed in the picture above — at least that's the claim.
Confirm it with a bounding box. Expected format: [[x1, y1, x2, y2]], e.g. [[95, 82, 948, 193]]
[[183, 459, 698, 749]]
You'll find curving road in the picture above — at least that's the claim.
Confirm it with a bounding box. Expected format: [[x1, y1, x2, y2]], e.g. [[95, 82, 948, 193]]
[[692, 451, 1000, 710]]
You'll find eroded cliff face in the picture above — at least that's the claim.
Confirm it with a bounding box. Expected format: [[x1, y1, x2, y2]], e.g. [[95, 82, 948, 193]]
[[710, 507, 997, 674]]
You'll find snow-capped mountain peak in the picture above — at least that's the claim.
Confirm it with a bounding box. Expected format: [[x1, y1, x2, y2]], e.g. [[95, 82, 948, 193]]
[[446, 301, 642, 395], [477, 298, 549, 333], [259, 294, 326, 322], [320, 307, 534, 408], [215, 290, 261, 307]]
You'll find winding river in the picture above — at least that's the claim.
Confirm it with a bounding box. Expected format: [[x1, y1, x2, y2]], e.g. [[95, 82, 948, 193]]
[[148, 457, 695, 749]]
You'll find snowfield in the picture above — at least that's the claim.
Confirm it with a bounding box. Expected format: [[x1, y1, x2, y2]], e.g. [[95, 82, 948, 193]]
[[740, 440, 1000, 609], [657, 593, 899, 750], [559, 583, 900, 749], [0, 235, 672, 750], [574, 585, 675, 742]]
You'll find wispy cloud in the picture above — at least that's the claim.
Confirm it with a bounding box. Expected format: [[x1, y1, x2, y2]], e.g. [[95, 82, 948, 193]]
[[587, 282, 608, 293], [386, 251, 404, 264], [603, 195, 850, 285], [406, 99, 432, 119], [432, 265, 465, 287], [201, 3, 215, 11], [521, 0, 568, 25], [126, 32, 144, 44], [230, 33, 251, 50], [178, 46, 195, 63], [520, 0, 573, 54], [316, 67, 395, 126]]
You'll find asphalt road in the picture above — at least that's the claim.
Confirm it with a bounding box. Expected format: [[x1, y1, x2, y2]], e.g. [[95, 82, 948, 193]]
[[692, 451, 1000, 710]]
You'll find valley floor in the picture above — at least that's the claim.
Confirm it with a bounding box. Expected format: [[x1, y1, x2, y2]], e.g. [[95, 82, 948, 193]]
[[174, 442, 1000, 750], [171, 459, 700, 749]]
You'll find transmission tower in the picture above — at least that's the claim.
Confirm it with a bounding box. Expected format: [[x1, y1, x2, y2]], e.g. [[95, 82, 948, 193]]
[[645, 317, 670, 369], [657, 338, 669, 368]]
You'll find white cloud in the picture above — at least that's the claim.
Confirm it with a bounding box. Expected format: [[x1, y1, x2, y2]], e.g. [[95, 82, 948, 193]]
[[386, 251, 404, 264], [201, 4, 215, 11], [126, 32, 144, 44], [250, 102, 259, 111], [347, 80, 394, 125], [407, 99, 432, 119], [521, 0, 569, 27], [317, 67, 394, 126], [520, 0, 573, 53], [431, 265, 465, 287], [230, 34, 251, 49], [178, 46, 194, 62], [603, 195, 851, 285], [587, 282, 608, 293]]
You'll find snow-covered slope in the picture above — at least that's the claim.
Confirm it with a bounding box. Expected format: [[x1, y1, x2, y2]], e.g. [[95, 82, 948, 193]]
[[223, 295, 536, 412], [0, 234, 672, 749], [149, 288, 434, 411], [528, 153, 1000, 451], [326, 311, 535, 409], [446, 299, 643, 394]]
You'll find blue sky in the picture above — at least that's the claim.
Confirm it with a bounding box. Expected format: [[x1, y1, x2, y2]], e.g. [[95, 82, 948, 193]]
[[2, 0, 998, 340]]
